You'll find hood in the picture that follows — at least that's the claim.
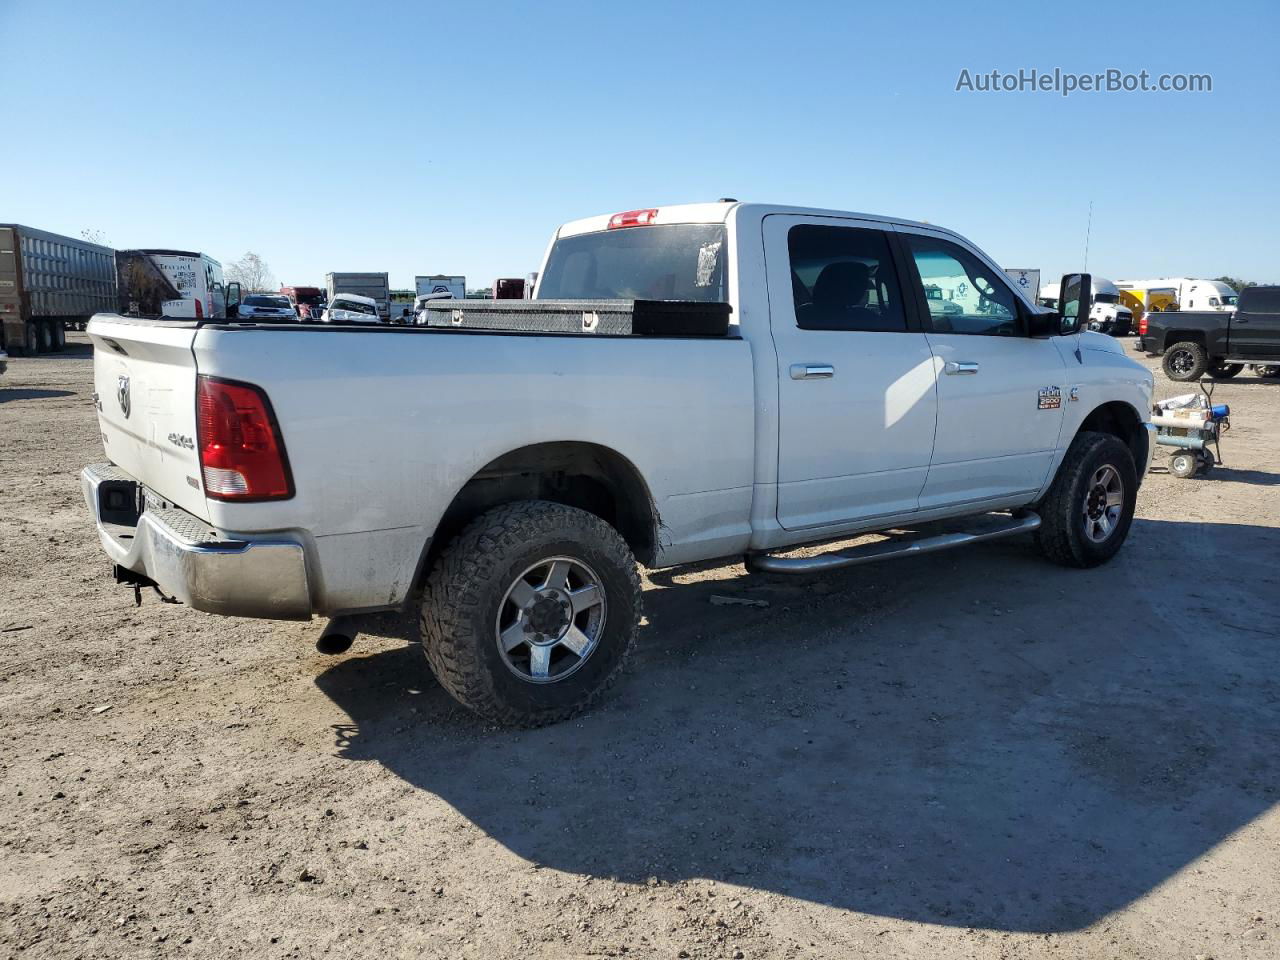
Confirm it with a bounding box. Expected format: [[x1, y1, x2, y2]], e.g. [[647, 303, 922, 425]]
[[1080, 330, 1125, 355]]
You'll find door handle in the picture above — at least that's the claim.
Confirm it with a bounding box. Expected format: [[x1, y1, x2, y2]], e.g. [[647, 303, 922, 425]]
[[790, 363, 835, 380], [944, 360, 980, 375]]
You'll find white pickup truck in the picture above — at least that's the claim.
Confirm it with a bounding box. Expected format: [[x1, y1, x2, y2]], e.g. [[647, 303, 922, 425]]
[[82, 201, 1156, 726]]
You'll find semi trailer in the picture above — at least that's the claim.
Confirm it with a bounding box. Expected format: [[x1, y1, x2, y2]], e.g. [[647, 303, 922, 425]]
[[0, 224, 116, 355]]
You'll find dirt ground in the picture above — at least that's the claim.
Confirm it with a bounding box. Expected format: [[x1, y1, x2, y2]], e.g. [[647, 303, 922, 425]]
[[2, 334, 1278, 960]]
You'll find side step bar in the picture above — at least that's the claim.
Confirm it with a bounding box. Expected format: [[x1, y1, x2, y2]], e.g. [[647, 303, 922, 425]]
[[746, 512, 1041, 575]]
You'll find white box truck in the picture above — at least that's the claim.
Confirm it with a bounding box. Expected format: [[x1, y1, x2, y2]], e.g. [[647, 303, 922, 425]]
[[415, 275, 466, 300], [326, 272, 390, 319]]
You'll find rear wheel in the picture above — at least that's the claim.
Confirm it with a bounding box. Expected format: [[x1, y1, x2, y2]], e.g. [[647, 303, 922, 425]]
[[420, 501, 642, 727], [1035, 431, 1138, 568], [37, 321, 53, 353], [1209, 359, 1242, 378], [51, 322, 66, 352], [1163, 341, 1207, 381], [1256, 365, 1280, 379], [24, 321, 41, 356]]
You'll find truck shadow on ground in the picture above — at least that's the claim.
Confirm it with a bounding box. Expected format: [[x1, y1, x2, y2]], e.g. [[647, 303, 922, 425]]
[[315, 517, 1279, 933], [0, 388, 76, 402]]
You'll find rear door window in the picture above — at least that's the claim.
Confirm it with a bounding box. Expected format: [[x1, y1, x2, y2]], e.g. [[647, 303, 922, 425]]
[[787, 225, 907, 332]]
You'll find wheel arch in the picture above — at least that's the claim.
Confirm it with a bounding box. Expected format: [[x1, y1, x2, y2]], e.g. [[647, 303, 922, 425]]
[[1162, 329, 1206, 351], [1078, 400, 1149, 481], [415, 441, 659, 592]]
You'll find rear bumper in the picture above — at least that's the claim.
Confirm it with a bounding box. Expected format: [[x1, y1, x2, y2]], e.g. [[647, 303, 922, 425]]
[[80, 463, 312, 620]]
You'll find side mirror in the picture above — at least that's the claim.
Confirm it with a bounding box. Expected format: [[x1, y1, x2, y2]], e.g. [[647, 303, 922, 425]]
[[1057, 273, 1092, 335]]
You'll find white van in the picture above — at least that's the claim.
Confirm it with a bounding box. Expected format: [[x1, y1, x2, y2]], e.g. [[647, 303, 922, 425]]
[[117, 249, 240, 319]]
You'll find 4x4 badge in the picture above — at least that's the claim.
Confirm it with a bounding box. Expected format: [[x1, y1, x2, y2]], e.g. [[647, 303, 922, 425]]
[[116, 375, 131, 419]]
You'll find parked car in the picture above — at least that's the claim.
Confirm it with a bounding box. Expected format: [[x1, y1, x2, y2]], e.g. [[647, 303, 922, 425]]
[[320, 293, 380, 323], [0, 348, 8, 375], [81, 201, 1155, 727], [1140, 285, 1280, 380], [237, 293, 298, 321], [326, 272, 390, 320]]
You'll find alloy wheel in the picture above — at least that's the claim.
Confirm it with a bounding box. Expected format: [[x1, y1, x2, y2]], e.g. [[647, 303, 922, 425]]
[[1082, 464, 1124, 542], [495, 557, 607, 683]]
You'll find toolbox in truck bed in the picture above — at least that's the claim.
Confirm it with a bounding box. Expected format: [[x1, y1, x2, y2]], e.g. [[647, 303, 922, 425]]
[[421, 298, 732, 337]]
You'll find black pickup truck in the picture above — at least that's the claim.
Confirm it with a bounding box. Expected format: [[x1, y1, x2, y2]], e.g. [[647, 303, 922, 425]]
[[1142, 285, 1280, 381]]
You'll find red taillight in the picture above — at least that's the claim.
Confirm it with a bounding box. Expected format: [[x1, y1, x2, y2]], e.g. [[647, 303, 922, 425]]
[[1138, 314, 1148, 335], [194, 297, 203, 319], [607, 208, 659, 229], [196, 376, 293, 500]]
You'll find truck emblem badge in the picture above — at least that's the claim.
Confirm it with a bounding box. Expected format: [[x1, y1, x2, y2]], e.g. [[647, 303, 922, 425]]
[[1037, 386, 1062, 410], [1068, 386, 1080, 402], [116, 375, 131, 418], [167, 432, 194, 450]]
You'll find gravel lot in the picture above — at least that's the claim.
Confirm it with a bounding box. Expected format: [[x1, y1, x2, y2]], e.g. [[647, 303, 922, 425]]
[[2, 334, 1278, 959]]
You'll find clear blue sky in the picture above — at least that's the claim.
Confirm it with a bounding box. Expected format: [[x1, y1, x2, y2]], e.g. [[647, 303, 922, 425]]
[[2, 0, 1276, 289]]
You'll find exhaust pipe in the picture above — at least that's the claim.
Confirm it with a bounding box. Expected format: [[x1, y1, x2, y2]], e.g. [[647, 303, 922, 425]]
[[316, 615, 358, 655]]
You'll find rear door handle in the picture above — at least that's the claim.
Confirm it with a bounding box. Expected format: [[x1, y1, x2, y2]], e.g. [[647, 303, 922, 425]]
[[944, 361, 980, 375], [790, 363, 835, 380]]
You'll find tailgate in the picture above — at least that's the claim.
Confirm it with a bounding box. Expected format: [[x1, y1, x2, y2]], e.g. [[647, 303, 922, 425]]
[[88, 315, 210, 521]]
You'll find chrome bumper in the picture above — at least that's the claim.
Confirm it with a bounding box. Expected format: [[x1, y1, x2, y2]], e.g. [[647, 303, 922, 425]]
[[80, 463, 312, 620]]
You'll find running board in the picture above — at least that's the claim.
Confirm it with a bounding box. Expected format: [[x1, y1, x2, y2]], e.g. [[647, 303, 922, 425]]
[[746, 512, 1041, 575]]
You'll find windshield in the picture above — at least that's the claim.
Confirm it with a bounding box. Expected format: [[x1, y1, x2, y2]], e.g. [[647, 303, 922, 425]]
[[244, 295, 290, 308], [536, 224, 727, 301], [1094, 293, 1119, 304], [296, 292, 324, 305], [333, 299, 377, 315]]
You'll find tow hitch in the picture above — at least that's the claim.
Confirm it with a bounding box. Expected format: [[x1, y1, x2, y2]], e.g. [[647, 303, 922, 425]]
[[113, 565, 179, 607]]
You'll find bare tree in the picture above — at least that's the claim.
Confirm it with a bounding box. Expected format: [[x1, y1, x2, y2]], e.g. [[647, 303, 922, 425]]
[[225, 252, 276, 292]]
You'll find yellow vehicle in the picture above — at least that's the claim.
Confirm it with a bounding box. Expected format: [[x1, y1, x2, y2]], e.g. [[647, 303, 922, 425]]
[[1115, 285, 1179, 332]]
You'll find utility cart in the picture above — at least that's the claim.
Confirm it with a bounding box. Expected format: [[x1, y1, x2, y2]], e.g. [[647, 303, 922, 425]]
[[1151, 380, 1230, 479]]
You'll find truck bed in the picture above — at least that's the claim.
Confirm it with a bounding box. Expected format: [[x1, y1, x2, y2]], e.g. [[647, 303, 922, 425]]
[[86, 312, 757, 613]]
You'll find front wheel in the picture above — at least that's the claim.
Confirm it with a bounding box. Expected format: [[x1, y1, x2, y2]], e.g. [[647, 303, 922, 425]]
[[420, 501, 642, 726], [1163, 341, 1207, 381], [1034, 431, 1138, 568]]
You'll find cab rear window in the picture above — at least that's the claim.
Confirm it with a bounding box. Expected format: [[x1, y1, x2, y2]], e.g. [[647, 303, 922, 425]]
[[537, 224, 727, 302]]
